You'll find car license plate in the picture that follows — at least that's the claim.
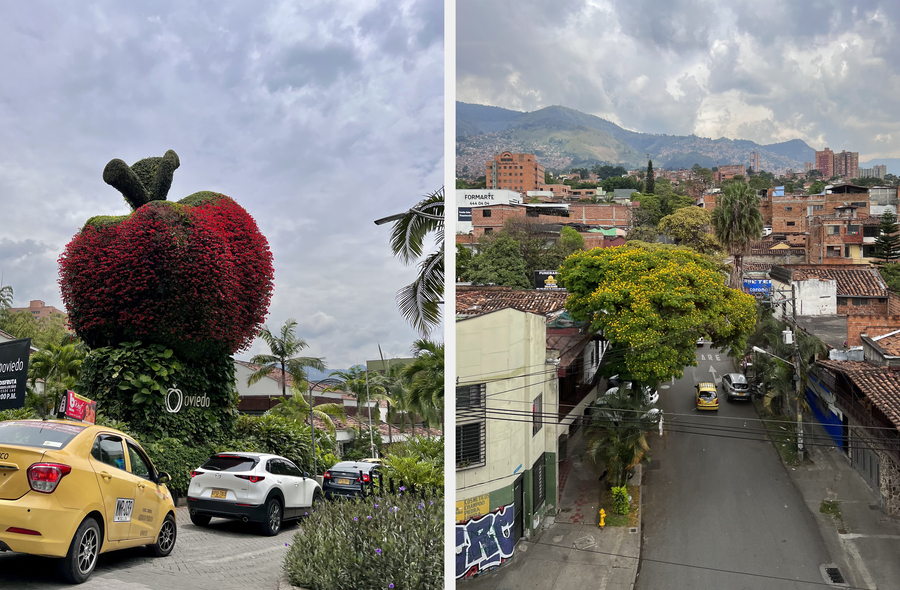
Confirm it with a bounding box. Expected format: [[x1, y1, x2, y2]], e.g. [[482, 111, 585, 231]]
[[336, 478, 352, 485], [211, 489, 227, 499]]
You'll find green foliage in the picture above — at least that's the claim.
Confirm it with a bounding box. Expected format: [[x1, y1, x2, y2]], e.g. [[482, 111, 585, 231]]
[[403, 339, 444, 430], [341, 425, 384, 462], [235, 413, 329, 473], [266, 392, 345, 435], [248, 318, 326, 397], [878, 262, 900, 293], [179, 190, 224, 207], [0, 407, 38, 422], [748, 175, 771, 190], [711, 182, 763, 289], [591, 164, 628, 180], [657, 207, 720, 254], [558, 226, 585, 253], [611, 485, 630, 515], [808, 180, 827, 195], [626, 225, 658, 243], [284, 492, 442, 590], [585, 389, 654, 487], [466, 234, 530, 288], [645, 160, 655, 195], [601, 175, 643, 193], [82, 214, 128, 230], [28, 341, 86, 417], [381, 435, 444, 490], [559, 244, 757, 382], [142, 437, 217, 498], [78, 342, 238, 444], [874, 211, 900, 265], [456, 244, 473, 281]]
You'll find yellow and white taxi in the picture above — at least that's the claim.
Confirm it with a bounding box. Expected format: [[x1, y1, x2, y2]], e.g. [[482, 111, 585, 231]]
[[0, 419, 176, 583], [695, 382, 719, 411]]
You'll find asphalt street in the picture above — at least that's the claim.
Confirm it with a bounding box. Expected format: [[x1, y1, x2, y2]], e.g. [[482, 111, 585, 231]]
[[0, 506, 297, 589], [635, 347, 834, 590]]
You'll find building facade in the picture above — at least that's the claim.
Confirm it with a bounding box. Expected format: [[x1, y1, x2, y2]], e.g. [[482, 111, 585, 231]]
[[816, 147, 835, 178], [486, 152, 546, 193]]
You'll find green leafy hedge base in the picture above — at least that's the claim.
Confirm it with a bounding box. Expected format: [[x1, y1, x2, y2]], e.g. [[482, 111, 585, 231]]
[[611, 485, 630, 515], [79, 342, 238, 445]]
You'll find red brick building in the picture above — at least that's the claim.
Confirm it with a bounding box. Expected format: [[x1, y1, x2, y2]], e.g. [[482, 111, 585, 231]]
[[816, 147, 835, 178], [486, 152, 546, 192], [716, 164, 746, 182]]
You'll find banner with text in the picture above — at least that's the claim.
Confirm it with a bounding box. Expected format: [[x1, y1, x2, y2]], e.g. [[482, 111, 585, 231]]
[[58, 390, 97, 424], [0, 338, 30, 410]]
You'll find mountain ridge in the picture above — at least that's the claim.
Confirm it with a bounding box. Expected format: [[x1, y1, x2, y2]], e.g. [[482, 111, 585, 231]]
[[456, 102, 816, 177]]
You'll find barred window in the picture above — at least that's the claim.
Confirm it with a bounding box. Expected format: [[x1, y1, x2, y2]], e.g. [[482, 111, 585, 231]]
[[532, 454, 546, 510], [456, 422, 485, 469], [456, 383, 486, 411], [533, 393, 543, 436]]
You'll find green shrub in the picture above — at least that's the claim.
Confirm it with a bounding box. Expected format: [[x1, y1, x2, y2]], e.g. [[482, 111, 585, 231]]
[[380, 436, 444, 491], [0, 407, 38, 421], [611, 485, 630, 515], [285, 492, 442, 590], [79, 342, 239, 445], [142, 437, 218, 499]]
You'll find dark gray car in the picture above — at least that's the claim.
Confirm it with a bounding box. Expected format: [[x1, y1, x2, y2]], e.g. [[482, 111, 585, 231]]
[[722, 373, 750, 401]]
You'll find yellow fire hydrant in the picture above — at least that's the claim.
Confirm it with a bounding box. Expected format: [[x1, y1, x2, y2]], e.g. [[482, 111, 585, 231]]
[[598, 508, 606, 529]]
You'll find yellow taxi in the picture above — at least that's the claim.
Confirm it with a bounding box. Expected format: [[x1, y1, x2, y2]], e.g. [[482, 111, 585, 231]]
[[0, 419, 177, 583], [695, 382, 719, 411]]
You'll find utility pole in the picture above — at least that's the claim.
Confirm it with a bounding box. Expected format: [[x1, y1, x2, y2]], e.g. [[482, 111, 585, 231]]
[[791, 284, 804, 460]]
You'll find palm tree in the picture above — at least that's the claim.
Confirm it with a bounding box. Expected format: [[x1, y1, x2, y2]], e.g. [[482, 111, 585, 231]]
[[403, 339, 444, 431], [266, 384, 346, 436], [28, 342, 85, 417], [585, 389, 655, 487], [711, 182, 763, 289], [383, 187, 444, 336], [0, 284, 12, 312], [328, 366, 385, 456], [378, 360, 414, 441], [247, 319, 325, 397]]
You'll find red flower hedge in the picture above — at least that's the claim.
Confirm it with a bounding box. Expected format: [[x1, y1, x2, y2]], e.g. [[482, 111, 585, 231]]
[[59, 192, 273, 358]]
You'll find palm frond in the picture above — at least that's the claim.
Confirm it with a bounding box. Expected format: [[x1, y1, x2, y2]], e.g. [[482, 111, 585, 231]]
[[389, 188, 444, 265], [396, 245, 444, 336]]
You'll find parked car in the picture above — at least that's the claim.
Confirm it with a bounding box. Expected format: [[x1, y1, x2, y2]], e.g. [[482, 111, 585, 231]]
[[322, 460, 381, 499], [604, 376, 659, 406], [187, 453, 323, 536], [0, 419, 177, 584], [695, 382, 719, 411], [722, 373, 751, 401]]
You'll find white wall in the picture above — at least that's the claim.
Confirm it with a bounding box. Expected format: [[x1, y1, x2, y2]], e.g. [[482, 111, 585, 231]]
[[795, 279, 837, 316], [456, 189, 522, 234]]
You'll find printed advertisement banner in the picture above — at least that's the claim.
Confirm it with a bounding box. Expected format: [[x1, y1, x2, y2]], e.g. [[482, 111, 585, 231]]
[[458, 207, 472, 222], [535, 270, 565, 290], [0, 338, 30, 410], [58, 390, 97, 424]]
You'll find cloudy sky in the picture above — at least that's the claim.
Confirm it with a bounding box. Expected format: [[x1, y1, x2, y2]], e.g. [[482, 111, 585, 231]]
[[0, 0, 443, 368], [458, 0, 900, 161]]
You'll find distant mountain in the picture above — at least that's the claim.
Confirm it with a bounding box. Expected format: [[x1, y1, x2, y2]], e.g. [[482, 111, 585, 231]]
[[860, 158, 900, 175], [456, 102, 815, 177]]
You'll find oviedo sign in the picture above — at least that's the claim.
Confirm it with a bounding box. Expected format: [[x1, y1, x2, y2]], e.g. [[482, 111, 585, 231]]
[[0, 338, 30, 411], [164, 385, 210, 414]]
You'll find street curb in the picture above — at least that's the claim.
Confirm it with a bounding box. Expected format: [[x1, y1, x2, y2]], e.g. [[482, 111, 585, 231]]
[[277, 573, 301, 590]]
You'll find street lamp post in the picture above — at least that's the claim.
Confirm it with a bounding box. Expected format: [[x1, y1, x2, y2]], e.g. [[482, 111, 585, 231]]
[[306, 377, 344, 478]]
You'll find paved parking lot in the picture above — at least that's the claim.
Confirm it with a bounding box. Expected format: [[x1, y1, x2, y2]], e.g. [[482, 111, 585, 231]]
[[0, 506, 298, 589]]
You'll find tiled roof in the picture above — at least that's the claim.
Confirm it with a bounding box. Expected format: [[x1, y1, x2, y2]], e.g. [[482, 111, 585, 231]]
[[744, 262, 774, 272], [235, 360, 349, 397], [870, 330, 900, 356], [547, 331, 593, 370], [312, 414, 442, 438], [456, 286, 568, 317], [779, 265, 888, 297], [816, 360, 900, 428]]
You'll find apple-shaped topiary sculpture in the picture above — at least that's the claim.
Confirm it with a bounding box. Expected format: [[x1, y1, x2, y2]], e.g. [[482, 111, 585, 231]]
[[60, 151, 273, 442], [60, 150, 274, 360]]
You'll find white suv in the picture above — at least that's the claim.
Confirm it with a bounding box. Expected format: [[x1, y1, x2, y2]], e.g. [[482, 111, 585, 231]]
[[187, 452, 323, 535]]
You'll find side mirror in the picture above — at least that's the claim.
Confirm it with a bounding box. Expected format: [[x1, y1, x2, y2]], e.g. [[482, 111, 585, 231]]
[[303, 471, 310, 478], [157, 472, 171, 485]]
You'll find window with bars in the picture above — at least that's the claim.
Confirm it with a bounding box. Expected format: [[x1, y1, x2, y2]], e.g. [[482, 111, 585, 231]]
[[532, 454, 546, 511], [457, 383, 486, 413], [533, 393, 543, 436], [456, 422, 485, 469]]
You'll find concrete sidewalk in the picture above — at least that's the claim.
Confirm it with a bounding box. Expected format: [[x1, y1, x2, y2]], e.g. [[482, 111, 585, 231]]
[[788, 420, 900, 589], [462, 428, 640, 590]]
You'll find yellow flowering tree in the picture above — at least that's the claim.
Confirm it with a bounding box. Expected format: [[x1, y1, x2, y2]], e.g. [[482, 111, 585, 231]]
[[558, 243, 757, 383]]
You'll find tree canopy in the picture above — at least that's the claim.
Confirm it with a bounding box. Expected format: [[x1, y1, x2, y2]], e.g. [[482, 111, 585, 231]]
[[558, 244, 757, 383], [657, 207, 720, 254], [874, 210, 900, 265], [711, 182, 763, 289], [465, 234, 531, 288]]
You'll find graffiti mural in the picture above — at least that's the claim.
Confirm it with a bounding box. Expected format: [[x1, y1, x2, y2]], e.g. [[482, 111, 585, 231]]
[[455, 503, 516, 579]]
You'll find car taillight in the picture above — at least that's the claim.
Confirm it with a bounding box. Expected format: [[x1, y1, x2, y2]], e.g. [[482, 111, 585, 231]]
[[27, 463, 72, 493], [323, 471, 332, 479], [360, 473, 370, 483], [235, 474, 265, 483], [191, 470, 204, 478]]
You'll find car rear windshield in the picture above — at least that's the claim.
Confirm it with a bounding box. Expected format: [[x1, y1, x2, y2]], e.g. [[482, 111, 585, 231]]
[[0, 421, 86, 449], [201, 455, 258, 472]]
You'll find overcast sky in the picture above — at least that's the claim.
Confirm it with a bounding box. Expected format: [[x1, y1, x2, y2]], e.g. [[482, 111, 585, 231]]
[[0, 0, 443, 368], [458, 0, 900, 161]]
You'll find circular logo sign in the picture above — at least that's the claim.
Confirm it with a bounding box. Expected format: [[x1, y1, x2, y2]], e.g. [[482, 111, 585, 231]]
[[165, 386, 183, 414]]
